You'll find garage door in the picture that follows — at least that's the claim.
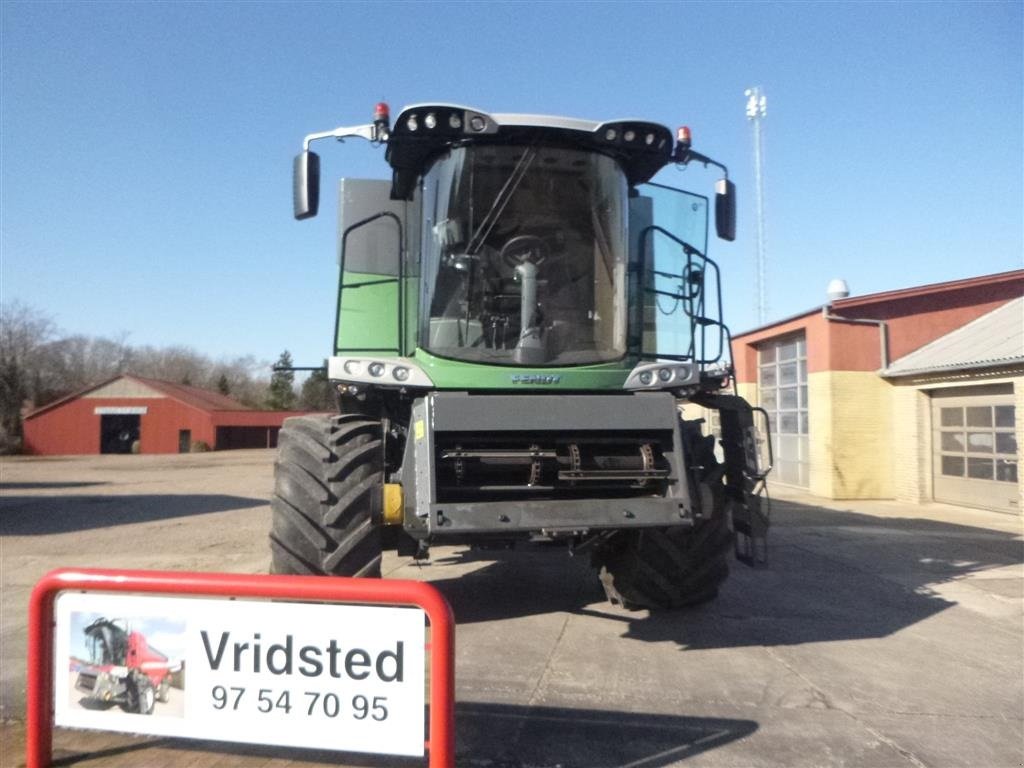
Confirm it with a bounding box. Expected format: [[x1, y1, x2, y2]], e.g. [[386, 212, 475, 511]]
[[215, 426, 279, 450], [758, 334, 809, 487], [932, 386, 1019, 514]]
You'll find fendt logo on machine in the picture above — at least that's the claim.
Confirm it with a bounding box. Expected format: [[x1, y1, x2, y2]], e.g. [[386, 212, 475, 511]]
[[510, 374, 561, 385]]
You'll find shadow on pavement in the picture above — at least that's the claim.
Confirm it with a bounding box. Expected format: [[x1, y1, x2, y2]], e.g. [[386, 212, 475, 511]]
[[455, 702, 757, 767], [0, 481, 109, 490], [50, 738, 175, 767], [0, 494, 267, 535], [425, 498, 1023, 650], [46, 702, 757, 767], [75, 697, 119, 711]]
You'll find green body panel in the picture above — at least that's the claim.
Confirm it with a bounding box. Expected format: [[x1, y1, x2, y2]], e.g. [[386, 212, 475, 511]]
[[411, 348, 631, 390], [336, 271, 400, 353], [337, 269, 631, 389]]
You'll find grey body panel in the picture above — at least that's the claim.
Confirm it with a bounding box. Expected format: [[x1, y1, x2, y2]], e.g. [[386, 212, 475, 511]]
[[398, 391, 692, 538], [430, 391, 682, 432], [401, 397, 434, 534], [433, 497, 690, 535], [337, 178, 409, 274]]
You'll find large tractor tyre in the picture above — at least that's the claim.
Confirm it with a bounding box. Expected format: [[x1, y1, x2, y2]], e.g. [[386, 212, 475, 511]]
[[270, 414, 383, 578], [125, 674, 156, 715], [595, 427, 732, 611]]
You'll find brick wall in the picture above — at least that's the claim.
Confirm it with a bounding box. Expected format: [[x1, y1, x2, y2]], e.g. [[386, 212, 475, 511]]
[[808, 371, 894, 499], [890, 384, 931, 503], [807, 373, 832, 497]]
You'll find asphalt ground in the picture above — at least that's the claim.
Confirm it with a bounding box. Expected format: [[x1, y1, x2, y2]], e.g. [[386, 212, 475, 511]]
[[1, 449, 1021, 767]]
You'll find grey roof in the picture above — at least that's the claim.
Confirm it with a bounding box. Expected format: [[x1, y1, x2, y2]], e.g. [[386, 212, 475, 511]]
[[882, 297, 1024, 377]]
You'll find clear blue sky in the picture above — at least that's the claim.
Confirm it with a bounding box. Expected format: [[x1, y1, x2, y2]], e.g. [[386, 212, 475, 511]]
[[2, 1, 1021, 370]]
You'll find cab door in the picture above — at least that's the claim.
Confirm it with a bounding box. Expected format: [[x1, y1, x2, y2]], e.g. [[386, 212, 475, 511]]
[[629, 183, 723, 364]]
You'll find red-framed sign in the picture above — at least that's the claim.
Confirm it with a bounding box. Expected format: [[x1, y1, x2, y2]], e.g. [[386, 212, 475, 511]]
[[26, 568, 455, 768]]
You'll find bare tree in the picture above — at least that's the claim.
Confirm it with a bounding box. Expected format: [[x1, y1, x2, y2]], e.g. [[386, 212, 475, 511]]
[[33, 333, 134, 402], [0, 302, 56, 450]]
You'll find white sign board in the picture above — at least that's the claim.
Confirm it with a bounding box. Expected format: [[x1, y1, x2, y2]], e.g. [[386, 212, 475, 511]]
[[93, 407, 148, 415], [54, 592, 426, 757]]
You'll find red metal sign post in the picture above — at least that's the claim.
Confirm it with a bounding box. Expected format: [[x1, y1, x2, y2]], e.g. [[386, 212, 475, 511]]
[[26, 568, 455, 768]]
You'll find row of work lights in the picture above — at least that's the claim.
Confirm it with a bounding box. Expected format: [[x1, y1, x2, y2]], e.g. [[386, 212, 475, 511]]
[[602, 125, 666, 149], [625, 361, 699, 390], [343, 358, 412, 382], [403, 108, 490, 135], [392, 103, 675, 153]]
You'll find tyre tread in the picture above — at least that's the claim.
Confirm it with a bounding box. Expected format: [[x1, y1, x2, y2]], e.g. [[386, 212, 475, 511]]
[[596, 420, 733, 611], [270, 413, 383, 578]]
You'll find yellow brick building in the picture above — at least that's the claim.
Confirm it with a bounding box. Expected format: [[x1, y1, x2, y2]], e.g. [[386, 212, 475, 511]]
[[710, 271, 1023, 515]]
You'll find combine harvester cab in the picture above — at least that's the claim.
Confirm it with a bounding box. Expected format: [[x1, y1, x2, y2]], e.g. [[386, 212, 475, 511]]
[[74, 618, 175, 714], [272, 103, 771, 610]]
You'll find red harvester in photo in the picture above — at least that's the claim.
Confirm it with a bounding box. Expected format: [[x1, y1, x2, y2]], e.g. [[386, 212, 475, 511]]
[[74, 618, 176, 714]]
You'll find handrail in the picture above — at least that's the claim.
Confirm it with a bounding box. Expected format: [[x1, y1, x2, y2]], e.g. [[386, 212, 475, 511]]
[[634, 225, 727, 365]]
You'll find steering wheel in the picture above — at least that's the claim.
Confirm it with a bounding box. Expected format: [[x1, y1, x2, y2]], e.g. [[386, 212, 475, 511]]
[[500, 235, 549, 268]]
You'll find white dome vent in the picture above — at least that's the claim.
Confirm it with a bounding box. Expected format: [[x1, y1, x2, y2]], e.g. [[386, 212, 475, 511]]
[[826, 278, 850, 302]]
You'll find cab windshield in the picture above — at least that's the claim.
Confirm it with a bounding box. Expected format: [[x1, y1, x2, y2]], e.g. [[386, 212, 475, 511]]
[[84, 620, 128, 666], [419, 145, 628, 366]]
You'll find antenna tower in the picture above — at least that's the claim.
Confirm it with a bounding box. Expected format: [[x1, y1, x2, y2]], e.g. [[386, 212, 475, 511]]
[[745, 86, 768, 324]]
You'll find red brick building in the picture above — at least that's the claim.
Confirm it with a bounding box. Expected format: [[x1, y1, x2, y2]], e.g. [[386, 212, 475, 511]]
[[22, 375, 303, 455]]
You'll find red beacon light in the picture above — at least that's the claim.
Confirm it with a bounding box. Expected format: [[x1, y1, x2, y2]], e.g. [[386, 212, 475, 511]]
[[676, 125, 692, 149], [372, 101, 391, 141]]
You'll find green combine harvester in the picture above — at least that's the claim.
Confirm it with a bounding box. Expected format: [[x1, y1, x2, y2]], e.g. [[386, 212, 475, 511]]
[[274, 102, 770, 610]]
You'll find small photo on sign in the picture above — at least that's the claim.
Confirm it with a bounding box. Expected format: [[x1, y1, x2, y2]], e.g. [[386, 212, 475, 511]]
[[68, 612, 185, 718]]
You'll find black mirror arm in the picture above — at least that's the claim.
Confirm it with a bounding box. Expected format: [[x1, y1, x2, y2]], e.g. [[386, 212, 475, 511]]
[[673, 147, 729, 180]]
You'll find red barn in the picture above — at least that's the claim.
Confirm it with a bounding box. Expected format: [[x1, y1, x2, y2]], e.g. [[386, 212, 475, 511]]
[[22, 375, 304, 455]]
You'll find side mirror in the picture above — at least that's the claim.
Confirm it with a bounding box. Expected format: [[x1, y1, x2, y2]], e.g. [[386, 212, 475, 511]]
[[293, 151, 321, 220], [715, 178, 736, 242]]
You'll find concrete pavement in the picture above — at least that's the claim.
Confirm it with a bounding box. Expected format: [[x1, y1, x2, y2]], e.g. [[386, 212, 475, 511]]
[[1, 451, 1021, 767]]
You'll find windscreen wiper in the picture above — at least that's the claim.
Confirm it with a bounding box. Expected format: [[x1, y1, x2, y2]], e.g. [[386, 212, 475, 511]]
[[466, 147, 538, 254]]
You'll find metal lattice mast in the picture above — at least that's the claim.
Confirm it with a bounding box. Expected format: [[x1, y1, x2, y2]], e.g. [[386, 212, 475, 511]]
[[745, 87, 768, 324]]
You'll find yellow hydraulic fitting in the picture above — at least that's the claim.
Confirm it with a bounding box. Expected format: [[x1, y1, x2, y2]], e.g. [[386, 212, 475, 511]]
[[382, 483, 404, 525]]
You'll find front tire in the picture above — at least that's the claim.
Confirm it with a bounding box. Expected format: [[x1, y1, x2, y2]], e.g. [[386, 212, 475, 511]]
[[270, 414, 383, 578], [595, 423, 732, 610], [125, 674, 155, 715]]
